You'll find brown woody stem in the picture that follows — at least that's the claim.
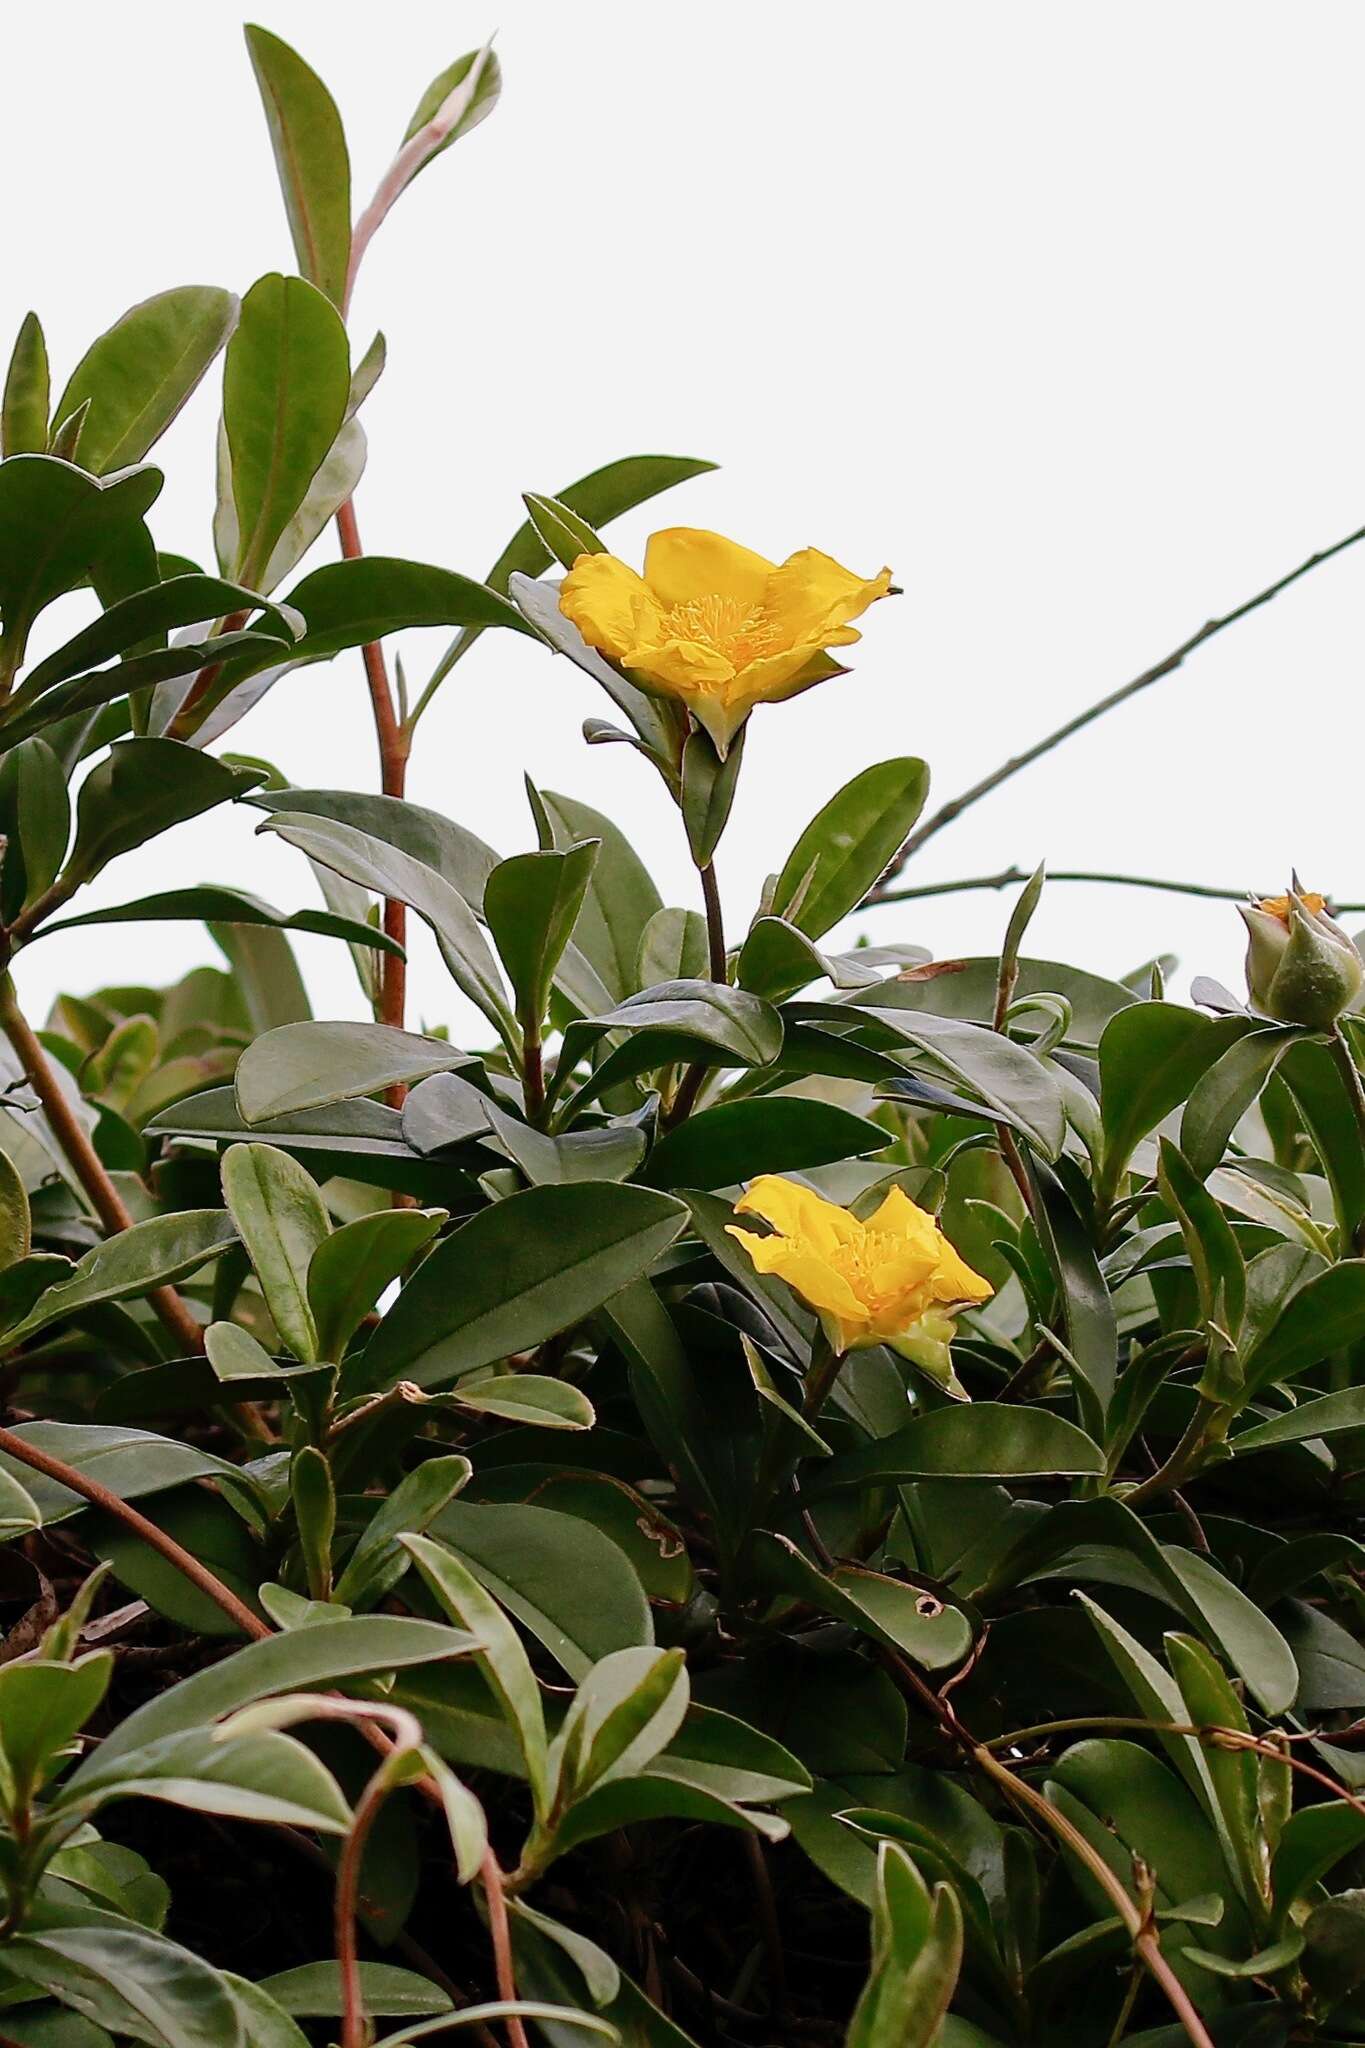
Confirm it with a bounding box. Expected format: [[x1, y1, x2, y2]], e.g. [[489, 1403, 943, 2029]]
[[0, 975, 206, 1359]]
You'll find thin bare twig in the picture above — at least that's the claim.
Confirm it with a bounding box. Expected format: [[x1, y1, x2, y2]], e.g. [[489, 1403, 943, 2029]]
[[869, 865, 1365, 913], [866, 517, 1365, 899]]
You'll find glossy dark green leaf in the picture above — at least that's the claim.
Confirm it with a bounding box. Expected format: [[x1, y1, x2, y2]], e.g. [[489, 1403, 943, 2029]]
[[1233, 1386, 1365, 1453], [245, 27, 351, 309], [284, 556, 538, 660], [534, 787, 662, 1002], [259, 1961, 453, 2018], [0, 1210, 237, 1345], [1029, 1160, 1117, 1424], [222, 1142, 330, 1362], [754, 1534, 972, 1670], [307, 1205, 445, 1363], [1180, 1025, 1304, 1179], [251, 785, 498, 908], [680, 724, 744, 863], [1158, 1138, 1246, 1335], [1280, 1036, 1365, 1245], [354, 1182, 688, 1392], [236, 1021, 476, 1121], [840, 1004, 1068, 1158], [554, 981, 783, 1117], [1240, 1259, 1365, 1399], [0, 736, 69, 922], [0, 1421, 248, 1532], [223, 273, 350, 587], [813, 1403, 1105, 1491], [18, 575, 294, 702], [1098, 1004, 1251, 1189], [433, 453, 716, 684], [64, 740, 261, 886], [2, 311, 49, 456], [485, 840, 600, 1030], [522, 491, 603, 570], [0, 457, 161, 661], [771, 758, 930, 939], [3, 1921, 244, 2048], [431, 1499, 653, 1680], [41, 884, 400, 957], [258, 810, 516, 1042], [642, 1096, 887, 1191], [55, 287, 239, 474], [637, 907, 708, 988]]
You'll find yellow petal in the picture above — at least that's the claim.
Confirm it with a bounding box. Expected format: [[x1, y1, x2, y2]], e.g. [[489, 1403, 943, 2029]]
[[643, 528, 776, 608], [727, 1228, 871, 1329], [629, 637, 735, 696], [762, 549, 892, 646], [928, 1238, 994, 1306], [733, 1175, 859, 1256], [559, 554, 664, 664], [727, 645, 824, 711]]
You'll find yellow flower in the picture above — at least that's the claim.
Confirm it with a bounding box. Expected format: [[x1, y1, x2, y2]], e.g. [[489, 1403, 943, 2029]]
[[726, 1175, 992, 1389], [558, 527, 892, 755]]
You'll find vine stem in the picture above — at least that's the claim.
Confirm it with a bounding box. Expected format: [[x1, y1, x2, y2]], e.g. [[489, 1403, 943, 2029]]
[[875, 1644, 1214, 2048], [0, 1424, 266, 1637], [0, 975, 206, 1361], [865, 516, 1365, 901]]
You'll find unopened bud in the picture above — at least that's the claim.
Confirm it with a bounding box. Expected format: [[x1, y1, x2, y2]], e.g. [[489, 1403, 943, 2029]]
[[1240, 887, 1364, 1028]]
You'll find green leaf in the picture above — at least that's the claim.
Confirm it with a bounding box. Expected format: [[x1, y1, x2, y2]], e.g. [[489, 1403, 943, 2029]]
[[354, 1182, 687, 1393], [845, 1005, 1068, 1159], [636, 907, 709, 988], [680, 724, 744, 861], [245, 27, 351, 310], [1098, 1005, 1251, 1189], [35, 576, 289, 720], [236, 1020, 477, 1121], [251, 784, 499, 909], [55, 287, 239, 473], [0, 1460, 40, 1534], [0, 1422, 250, 1531], [0, 457, 161, 660], [0, 1653, 111, 1804], [55, 1723, 352, 1834], [3, 1921, 244, 2048], [554, 1647, 689, 1805], [71, 1613, 477, 1774], [0, 738, 67, 923], [771, 759, 930, 939], [0, 1210, 237, 1345], [432, 453, 716, 684], [64, 740, 261, 887], [813, 1404, 1106, 1491], [221, 1142, 330, 1362], [1180, 1025, 1304, 1179], [258, 810, 516, 1045], [554, 981, 783, 1117], [400, 45, 503, 172], [401, 1530, 551, 1820], [753, 1534, 973, 1671], [0, 1135, 33, 1269], [284, 556, 538, 660], [1233, 1386, 1365, 1453], [3, 311, 50, 456], [532, 788, 662, 1002], [1240, 1259, 1365, 1399], [847, 1843, 964, 2048], [257, 1962, 452, 2018], [223, 273, 350, 587], [1029, 1160, 1117, 1425], [1162, 1544, 1298, 1715], [450, 1374, 594, 1430], [210, 919, 312, 1033], [430, 1500, 653, 1681], [485, 840, 600, 1031], [1271, 1803, 1365, 1918], [332, 1457, 471, 1611], [290, 1444, 336, 1598], [1158, 1138, 1246, 1336], [521, 492, 604, 570], [40, 884, 400, 958], [307, 1205, 445, 1363], [642, 1096, 888, 1191]]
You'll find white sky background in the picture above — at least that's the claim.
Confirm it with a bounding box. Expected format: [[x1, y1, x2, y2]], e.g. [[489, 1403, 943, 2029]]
[[4, 1, 1364, 1032]]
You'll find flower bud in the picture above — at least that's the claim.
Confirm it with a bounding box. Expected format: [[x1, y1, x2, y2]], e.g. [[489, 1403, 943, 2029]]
[[1240, 887, 1364, 1028]]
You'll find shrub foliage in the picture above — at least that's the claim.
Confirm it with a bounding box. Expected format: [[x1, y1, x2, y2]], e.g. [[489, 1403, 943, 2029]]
[[0, 27, 1362, 2048]]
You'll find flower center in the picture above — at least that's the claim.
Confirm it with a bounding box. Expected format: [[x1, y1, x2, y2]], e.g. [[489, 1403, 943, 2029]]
[[659, 593, 779, 668]]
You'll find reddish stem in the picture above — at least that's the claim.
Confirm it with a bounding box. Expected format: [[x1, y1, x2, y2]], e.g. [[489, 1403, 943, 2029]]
[[479, 1847, 531, 2048], [334, 498, 411, 1106]]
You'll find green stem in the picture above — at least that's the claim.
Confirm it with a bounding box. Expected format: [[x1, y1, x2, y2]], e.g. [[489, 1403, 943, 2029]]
[[1121, 1395, 1223, 1511], [699, 860, 727, 982]]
